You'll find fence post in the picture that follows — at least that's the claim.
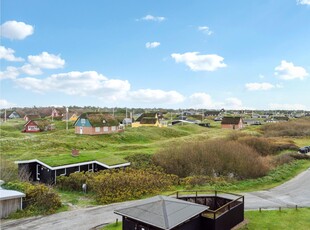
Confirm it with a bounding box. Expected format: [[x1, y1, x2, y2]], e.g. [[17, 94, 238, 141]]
[[279, 207, 281, 212], [295, 205, 298, 210], [259, 208, 261, 212], [176, 191, 179, 198]]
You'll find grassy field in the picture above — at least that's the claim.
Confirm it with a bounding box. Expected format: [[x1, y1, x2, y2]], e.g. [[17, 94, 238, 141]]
[[102, 208, 310, 230], [241, 208, 310, 230], [0, 119, 230, 166]]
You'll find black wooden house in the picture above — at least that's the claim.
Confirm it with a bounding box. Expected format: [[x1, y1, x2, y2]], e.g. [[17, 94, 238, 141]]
[[16, 159, 130, 184]]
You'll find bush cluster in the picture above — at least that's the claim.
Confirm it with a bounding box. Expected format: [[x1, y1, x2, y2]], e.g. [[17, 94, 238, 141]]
[[153, 139, 270, 179], [261, 118, 310, 137], [57, 168, 178, 204], [4, 181, 62, 214]]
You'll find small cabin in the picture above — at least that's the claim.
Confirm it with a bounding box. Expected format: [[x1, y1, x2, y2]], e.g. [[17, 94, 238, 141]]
[[115, 192, 244, 230], [74, 112, 123, 135], [221, 117, 244, 130], [16, 159, 130, 185]]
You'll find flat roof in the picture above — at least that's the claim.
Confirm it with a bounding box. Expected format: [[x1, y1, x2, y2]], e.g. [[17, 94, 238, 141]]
[[0, 189, 25, 201]]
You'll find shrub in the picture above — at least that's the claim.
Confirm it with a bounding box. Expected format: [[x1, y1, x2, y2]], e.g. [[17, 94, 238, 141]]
[[56, 172, 91, 191], [124, 153, 155, 169], [272, 153, 295, 167], [153, 139, 270, 179], [0, 159, 18, 182], [56, 169, 178, 204], [4, 181, 61, 214], [261, 118, 310, 137]]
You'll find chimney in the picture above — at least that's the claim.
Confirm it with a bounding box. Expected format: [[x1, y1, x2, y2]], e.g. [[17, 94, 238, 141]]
[[71, 149, 79, 157]]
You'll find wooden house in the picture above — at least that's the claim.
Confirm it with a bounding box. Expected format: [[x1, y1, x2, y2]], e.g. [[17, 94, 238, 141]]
[[0, 181, 25, 219], [115, 193, 244, 230], [15, 159, 130, 184], [23, 120, 53, 133], [132, 113, 167, 128], [74, 112, 123, 135], [221, 117, 244, 130], [0, 111, 21, 120], [62, 112, 79, 122]]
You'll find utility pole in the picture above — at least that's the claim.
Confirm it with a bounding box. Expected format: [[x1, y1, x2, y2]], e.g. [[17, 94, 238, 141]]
[[4, 109, 7, 123], [66, 107, 69, 132]]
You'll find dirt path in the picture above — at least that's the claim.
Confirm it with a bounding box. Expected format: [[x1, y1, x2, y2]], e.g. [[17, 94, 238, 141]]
[[1, 167, 310, 230]]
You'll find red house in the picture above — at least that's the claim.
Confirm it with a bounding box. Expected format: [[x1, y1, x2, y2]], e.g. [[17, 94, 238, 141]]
[[23, 120, 53, 133], [221, 117, 244, 130], [23, 120, 41, 133]]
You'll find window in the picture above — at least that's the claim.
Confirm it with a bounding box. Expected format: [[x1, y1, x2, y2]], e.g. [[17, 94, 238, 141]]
[[81, 118, 86, 124], [28, 125, 39, 131], [103, 127, 109, 132], [95, 127, 100, 132], [111, 126, 116, 131]]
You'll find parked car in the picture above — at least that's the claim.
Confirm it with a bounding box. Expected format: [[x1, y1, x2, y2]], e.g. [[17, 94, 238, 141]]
[[299, 147, 309, 154]]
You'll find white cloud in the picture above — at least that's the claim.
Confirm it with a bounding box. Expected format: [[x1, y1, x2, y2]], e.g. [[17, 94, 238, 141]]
[[20, 64, 43, 76], [245, 82, 275, 91], [297, 0, 310, 5], [28, 52, 65, 69], [223, 97, 243, 109], [0, 66, 20, 80], [269, 103, 307, 110], [0, 46, 24, 62], [140, 15, 166, 22], [14, 71, 130, 100], [145, 42, 160, 49], [0, 21, 34, 40], [189, 93, 213, 108], [274, 60, 308, 80], [0, 99, 15, 108], [198, 26, 213, 35], [171, 52, 227, 71], [129, 89, 185, 104]]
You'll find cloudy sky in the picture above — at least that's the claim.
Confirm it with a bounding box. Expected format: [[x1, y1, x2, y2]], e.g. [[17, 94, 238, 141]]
[[1, 0, 310, 110]]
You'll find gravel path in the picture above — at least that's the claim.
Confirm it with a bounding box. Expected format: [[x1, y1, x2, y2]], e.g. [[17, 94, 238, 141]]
[[1, 167, 309, 230]]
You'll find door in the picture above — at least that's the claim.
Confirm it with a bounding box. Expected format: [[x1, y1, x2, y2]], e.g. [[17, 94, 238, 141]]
[[80, 127, 83, 134]]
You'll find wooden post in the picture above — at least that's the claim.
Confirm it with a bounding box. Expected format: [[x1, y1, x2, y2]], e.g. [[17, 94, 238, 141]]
[[295, 205, 298, 210], [279, 207, 281, 212], [259, 208, 261, 212], [176, 191, 179, 198]]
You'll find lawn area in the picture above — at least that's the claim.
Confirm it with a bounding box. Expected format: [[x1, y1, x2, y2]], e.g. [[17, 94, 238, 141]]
[[241, 208, 310, 230], [1, 119, 222, 166]]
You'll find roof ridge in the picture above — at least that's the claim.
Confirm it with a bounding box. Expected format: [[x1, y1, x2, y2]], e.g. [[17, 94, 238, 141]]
[[159, 196, 169, 229]]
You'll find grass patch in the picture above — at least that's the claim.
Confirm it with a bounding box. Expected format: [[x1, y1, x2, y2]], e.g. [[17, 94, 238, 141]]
[[241, 208, 310, 230], [102, 222, 122, 230]]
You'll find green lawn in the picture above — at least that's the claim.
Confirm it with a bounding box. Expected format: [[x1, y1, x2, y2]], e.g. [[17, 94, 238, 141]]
[[241, 208, 310, 230], [1, 119, 220, 166]]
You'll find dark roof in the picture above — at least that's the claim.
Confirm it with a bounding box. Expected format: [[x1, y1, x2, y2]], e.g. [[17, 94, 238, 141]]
[[221, 117, 242, 125], [114, 195, 208, 230], [135, 113, 158, 122], [140, 117, 158, 124], [78, 112, 119, 127], [273, 116, 289, 121]]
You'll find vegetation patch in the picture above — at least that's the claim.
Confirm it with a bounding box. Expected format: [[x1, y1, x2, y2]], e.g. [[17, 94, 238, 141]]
[[4, 181, 62, 218], [57, 168, 178, 204], [241, 208, 310, 230]]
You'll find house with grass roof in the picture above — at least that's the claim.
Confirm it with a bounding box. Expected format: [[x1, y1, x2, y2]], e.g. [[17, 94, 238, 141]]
[[15, 151, 130, 184], [22, 119, 54, 133], [74, 112, 123, 135], [132, 112, 167, 128]]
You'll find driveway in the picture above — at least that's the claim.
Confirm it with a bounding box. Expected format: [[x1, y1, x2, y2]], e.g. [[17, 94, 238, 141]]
[[1, 167, 310, 230]]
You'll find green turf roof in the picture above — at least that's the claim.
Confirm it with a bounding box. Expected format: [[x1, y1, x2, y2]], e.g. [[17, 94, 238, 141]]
[[37, 151, 128, 167]]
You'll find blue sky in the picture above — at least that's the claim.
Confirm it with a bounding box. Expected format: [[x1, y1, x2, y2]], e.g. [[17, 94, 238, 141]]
[[1, 0, 309, 110]]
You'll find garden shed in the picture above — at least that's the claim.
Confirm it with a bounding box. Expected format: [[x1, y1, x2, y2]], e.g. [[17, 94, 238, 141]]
[[0, 180, 25, 219]]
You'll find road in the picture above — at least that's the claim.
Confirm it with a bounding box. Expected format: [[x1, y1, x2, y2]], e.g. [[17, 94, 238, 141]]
[[1, 167, 310, 230]]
